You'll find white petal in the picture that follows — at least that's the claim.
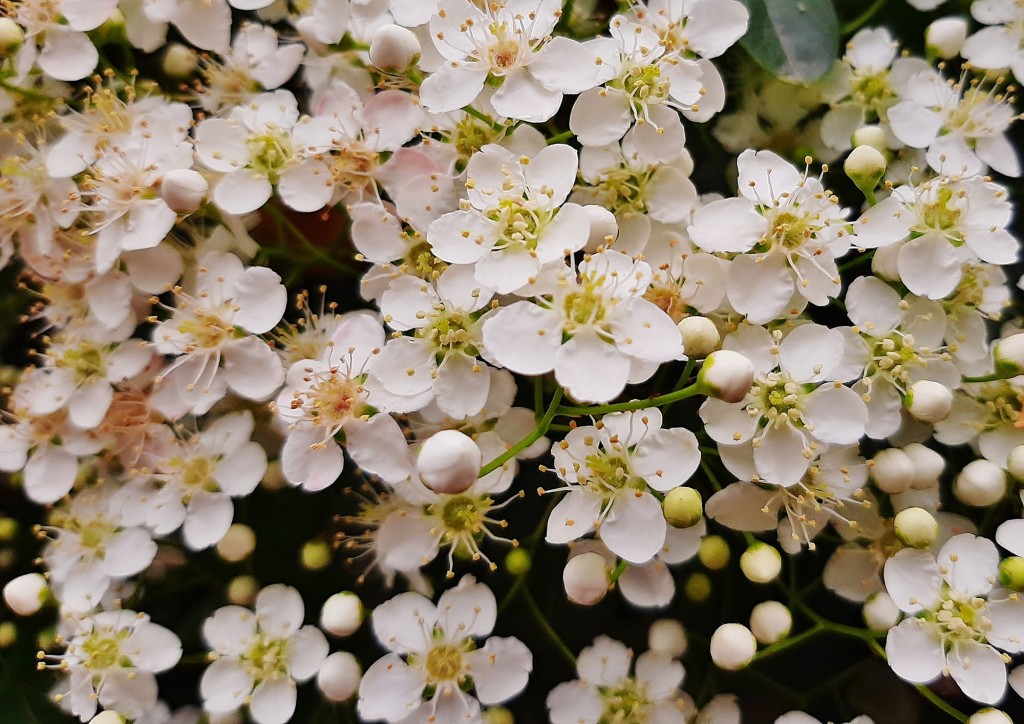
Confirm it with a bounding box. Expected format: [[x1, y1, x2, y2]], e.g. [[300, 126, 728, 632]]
[[752, 424, 809, 487], [936, 533, 998, 597], [883, 548, 942, 613], [492, 68, 562, 122], [688, 198, 765, 253], [345, 415, 414, 484], [569, 88, 632, 147], [726, 252, 794, 325], [419, 65, 489, 114], [466, 637, 533, 704], [885, 618, 944, 684], [255, 584, 305, 638], [372, 591, 436, 653], [482, 302, 561, 375], [619, 560, 675, 608], [897, 233, 960, 299], [287, 626, 329, 681], [803, 384, 869, 445], [577, 635, 631, 685], [38, 27, 97, 81], [183, 491, 234, 550], [213, 170, 272, 216], [278, 159, 334, 213], [436, 577, 497, 641], [357, 653, 425, 722], [705, 483, 779, 532], [546, 490, 602, 544], [249, 677, 297, 724], [281, 430, 344, 491], [222, 336, 285, 400], [555, 329, 631, 404], [600, 491, 667, 564], [631, 428, 700, 492], [948, 640, 1007, 704]]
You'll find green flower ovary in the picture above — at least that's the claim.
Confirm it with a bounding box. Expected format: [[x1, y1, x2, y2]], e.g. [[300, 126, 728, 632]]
[[613, 63, 669, 113], [489, 197, 550, 251], [926, 589, 992, 645], [246, 128, 293, 181], [753, 374, 806, 429], [867, 333, 924, 387], [584, 453, 644, 496], [599, 677, 651, 723], [439, 495, 487, 535], [60, 342, 107, 382], [563, 284, 609, 332], [766, 210, 812, 251], [419, 310, 479, 358], [918, 185, 963, 243], [424, 643, 464, 684], [850, 70, 895, 120], [243, 634, 290, 679], [80, 629, 130, 672]]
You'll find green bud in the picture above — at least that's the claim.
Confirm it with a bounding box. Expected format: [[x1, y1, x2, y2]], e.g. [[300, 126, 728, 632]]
[[998, 557, 1024, 591], [893, 507, 940, 549], [698, 535, 730, 570], [663, 487, 703, 528], [504, 548, 531, 576], [684, 572, 712, 603], [301, 540, 333, 571]]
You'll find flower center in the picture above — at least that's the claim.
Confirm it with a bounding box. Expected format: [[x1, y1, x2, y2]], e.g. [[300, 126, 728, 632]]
[[918, 185, 964, 240], [767, 210, 811, 251], [929, 590, 992, 644], [851, 71, 895, 119], [486, 25, 522, 74], [176, 313, 237, 351], [440, 495, 485, 533], [614, 62, 669, 113], [753, 374, 806, 429], [579, 164, 654, 218], [244, 634, 290, 679], [563, 286, 608, 331], [246, 128, 293, 180], [584, 453, 642, 497], [599, 677, 651, 722], [80, 630, 127, 671], [425, 643, 464, 683], [60, 342, 106, 382], [867, 333, 930, 389], [404, 240, 449, 280], [419, 310, 479, 358], [300, 372, 364, 428]]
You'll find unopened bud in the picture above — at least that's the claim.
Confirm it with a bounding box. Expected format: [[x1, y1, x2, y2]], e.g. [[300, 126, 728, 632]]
[[648, 618, 687, 658], [903, 442, 944, 490], [677, 317, 720, 359], [684, 572, 712, 602], [998, 557, 1024, 591], [0, 18, 24, 55], [484, 708, 515, 724], [851, 125, 888, 155], [954, 459, 1006, 507], [0, 518, 17, 542], [3, 573, 47, 616], [89, 713, 126, 724], [162, 43, 199, 80], [926, 17, 968, 60], [749, 601, 791, 644], [161, 169, 208, 213], [321, 592, 363, 637], [0, 622, 15, 648], [871, 448, 915, 494], [698, 535, 731, 571], [368, 24, 421, 70], [894, 507, 939, 548], [418, 430, 481, 495], [301, 540, 332, 571], [663, 487, 703, 528], [317, 651, 361, 702], [698, 350, 754, 403], [263, 460, 288, 490], [1008, 445, 1024, 481], [863, 591, 900, 631], [562, 552, 609, 606], [710, 623, 756, 671], [582, 204, 618, 253], [227, 575, 259, 606], [845, 145, 887, 194], [994, 334, 1024, 375], [504, 548, 531, 576], [904, 380, 952, 423], [216, 524, 256, 563], [969, 709, 1014, 724], [740, 543, 782, 584]]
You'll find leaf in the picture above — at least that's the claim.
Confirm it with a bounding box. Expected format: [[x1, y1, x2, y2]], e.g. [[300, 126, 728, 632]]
[[738, 0, 840, 82]]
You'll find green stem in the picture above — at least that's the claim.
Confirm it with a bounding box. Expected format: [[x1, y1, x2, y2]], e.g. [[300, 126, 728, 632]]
[[915, 684, 969, 723], [962, 369, 1019, 383], [479, 387, 563, 477], [840, 0, 889, 35], [556, 383, 702, 417], [609, 559, 629, 584], [546, 130, 575, 145], [0, 78, 54, 102], [751, 624, 823, 661], [521, 586, 577, 668], [463, 104, 505, 132], [838, 250, 875, 271]]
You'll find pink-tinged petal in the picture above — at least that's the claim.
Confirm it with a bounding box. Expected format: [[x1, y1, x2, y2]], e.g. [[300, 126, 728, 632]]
[[203, 606, 258, 655], [948, 640, 1007, 705], [195, 119, 249, 172], [249, 677, 297, 724], [68, 379, 113, 430], [106, 341, 153, 382], [0, 426, 29, 472], [577, 635, 632, 686], [883, 548, 942, 613], [688, 198, 765, 253], [601, 491, 667, 564], [546, 490, 602, 545], [377, 510, 440, 572], [619, 560, 675, 608], [936, 534, 998, 597], [183, 491, 234, 550], [222, 336, 285, 400], [281, 430, 345, 490], [255, 584, 305, 638], [420, 65, 489, 114], [24, 448, 78, 504], [660, 519, 706, 564], [288, 626, 329, 681], [569, 88, 632, 147], [427, 209, 500, 265], [705, 483, 779, 532], [631, 428, 700, 492], [803, 384, 869, 445], [635, 650, 684, 700], [482, 302, 561, 375], [213, 170, 273, 216], [349, 203, 408, 263], [278, 159, 334, 213], [823, 546, 883, 602], [492, 68, 563, 122], [201, 657, 254, 713], [372, 591, 437, 653], [436, 577, 497, 641], [173, 0, 231, 51], [345, 414, 414, 484], [555, 329, 631, 404], [726, 252, 794, 325], [357, 653, 425, 722], [466, 636, 533, 704], [885, 618, 944, 684], [39, 27, 97, 81]]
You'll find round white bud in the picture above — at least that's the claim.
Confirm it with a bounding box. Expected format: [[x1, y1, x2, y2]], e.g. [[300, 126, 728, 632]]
[[317, 651, 362, 702], [89, 713, 126, 724], [844, 145, 887, 191], [0, 18, 24, 55], [968, 709, 1013, 724], [677, 317, 720, 359], [870, 243, 901, 281], [562, 552, 609, 606], [749, 601, 792, 645], [216, 524, 256, 563], [648, 618, 687, 658], [954, 459, 1006, 507], [851, 125, 888, 154], [893, 507, 939, 548], [698, 350, 755, 403], [994, 334, 1024, 374], [417, 430, 481, 494], [926, 17, 968, 60], [904, 380, 952, 424], [161, 169, 208, 213], [321, 592, 363, 637], [863, 592, 901, 631], [903, 442, 945, 490], [368, 24, 421, 70], [1008, 444, 1024, 481], [582, 204, 619, 253], [710, 623, 757, 671], [739, 543, 782, 584], [162, 43, 198, 79], [3, 573, 47, 616], [871, 448, 915, 494]]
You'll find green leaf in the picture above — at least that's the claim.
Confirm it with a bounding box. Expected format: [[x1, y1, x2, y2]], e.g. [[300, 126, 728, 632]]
[[738, 0, 840, 82]]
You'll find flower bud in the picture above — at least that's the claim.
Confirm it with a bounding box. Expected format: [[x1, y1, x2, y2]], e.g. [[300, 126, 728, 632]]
[[227, 575, 259, 606], [484, 708, 515, 724], [368, 24, 421, 70], [301, 540, 333, 570], [0, 621, 15, 648], [417, 430, 481, 495], [582, 204, 618, 253], [844, 145, 887, 193], [3, 573, 47, 616], [926, 17, 968, 60], [504, 548, 531, 576], [684, 572, 712, 602], [162, 43, 198, 79], [871, 243, 901, 281], [161, 169, 208, 213], [710, 623, 756, 671], [663, 487, 703, 528], [904, 380, 952, 423], [263, 460, 288, 490], [648, 618, 687, 658], [740, 543, 782, 584], [871, 448, 915, 494], [851, 125, 888, 155], [863, 592, 901, 631], [216, 524, 256, 563], [317, 651, 361, 702], [321, 592, 363, 637], [698, 535, 731, 571], [994, 334, 1024, 375], [954, 459, 1006, 507], [998, 557, 1024, 591], [1008, 445, 1024, 482], [0, 518, 18, 542], [698, 350, 755, 403], [562, 552, 609, 605], [89, 713, 126, 724], [749, 601, 791, 645], [969, 709, 1013, 724], [677, 317, 720, 359], [0, 18, 24, 56], [894, 507, 939, 548], [903, 442, 944, 490]]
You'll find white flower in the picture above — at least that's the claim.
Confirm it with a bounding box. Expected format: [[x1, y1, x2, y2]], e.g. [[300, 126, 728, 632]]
[[884, 533, 1024, 704], [12, 0, 113, 81], [200, 584, 329, 724], [962, 0, 1024, 82], [357, 576, 532, 722], [547, 636, 687, 724]]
